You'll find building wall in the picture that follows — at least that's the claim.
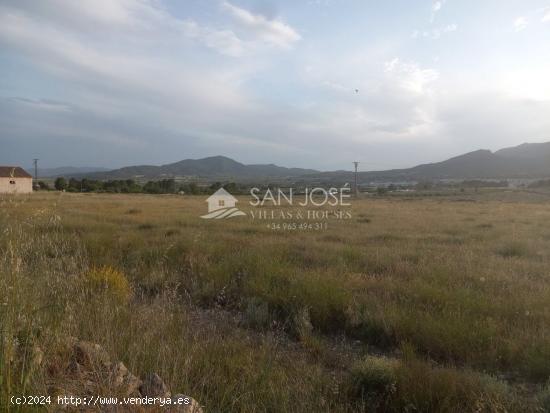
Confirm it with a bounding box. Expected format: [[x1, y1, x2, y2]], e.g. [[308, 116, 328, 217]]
[[0, 177, 33, 194]]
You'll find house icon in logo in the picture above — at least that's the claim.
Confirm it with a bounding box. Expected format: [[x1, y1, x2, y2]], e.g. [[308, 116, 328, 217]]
[[201, 187, 247, 219]]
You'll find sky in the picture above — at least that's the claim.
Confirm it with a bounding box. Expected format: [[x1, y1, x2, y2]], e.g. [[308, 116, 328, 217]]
[[1, 0, 550, 171]]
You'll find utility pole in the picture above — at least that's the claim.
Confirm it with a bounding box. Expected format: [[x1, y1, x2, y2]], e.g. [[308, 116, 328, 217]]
[[353, 161, 359, 197], [33, 158, 39, 188]]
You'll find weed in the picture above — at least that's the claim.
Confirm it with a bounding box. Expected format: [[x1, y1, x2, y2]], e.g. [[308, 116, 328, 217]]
[[85, 266, 132, 302]]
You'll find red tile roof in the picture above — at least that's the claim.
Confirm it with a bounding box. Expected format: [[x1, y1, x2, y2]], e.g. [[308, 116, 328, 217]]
[[0, 166, 33, 178]]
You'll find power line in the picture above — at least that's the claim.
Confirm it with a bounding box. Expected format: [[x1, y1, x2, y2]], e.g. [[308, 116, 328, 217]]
[[33, 158, 39, 185], [353, 161, 359, 197]]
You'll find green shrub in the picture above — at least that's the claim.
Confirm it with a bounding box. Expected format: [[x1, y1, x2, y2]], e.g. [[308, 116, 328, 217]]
[[349, 356, 398, 394], [347, 355, 522, 413], [346, 356, 398, 409]]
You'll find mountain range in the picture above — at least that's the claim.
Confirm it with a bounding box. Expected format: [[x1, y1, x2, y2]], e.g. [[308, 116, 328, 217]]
[[57, 141, 550, 182], [349, 142, 550, 182], [71, 156, 318, 181]]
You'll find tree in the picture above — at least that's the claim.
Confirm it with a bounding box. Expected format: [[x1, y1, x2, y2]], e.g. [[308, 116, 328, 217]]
[[160, 179, 176, 193], [415, 181, 433, 191], [54, 177, 67, 191], [376, 186, 387, 195], [81, 178, 99, 192], [188, 183, 200, 195], [68, 178, 81, 191], [209, 182, 222, 192], [38, 181, 50, 190], [225, 182, 239, 193], [143, 181, 162, 194]]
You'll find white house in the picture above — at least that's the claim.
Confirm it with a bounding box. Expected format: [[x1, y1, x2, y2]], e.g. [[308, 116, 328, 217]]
[[206, 187, 237, 213], [0, 166, 33, 194]]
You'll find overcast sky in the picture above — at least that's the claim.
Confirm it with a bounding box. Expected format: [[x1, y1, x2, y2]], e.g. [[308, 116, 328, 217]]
[[1, 0, 549, 171]]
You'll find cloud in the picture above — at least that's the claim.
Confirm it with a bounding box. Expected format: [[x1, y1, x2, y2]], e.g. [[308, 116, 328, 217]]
[[430, 0, 446, 23], [0, 0, 452, 169], [514, 16, 528, 32], [439, 93, 550, 152], [0, 1, 255, 149], [0, 0, 166, 33], [385, 58, 439, 94], [0, 0, 310, 167], [182, 1, 302, 56], [543, 12, 550, 22], [320, 80, 351, 92], [299, 55, 442, 153], [9, 97, 72, 112], [1, 0, 549, 171], [181, 20, 245, 57], [444, 24, 458, 33], [413, 23, 457, 39], [222, 1, 301, 49]]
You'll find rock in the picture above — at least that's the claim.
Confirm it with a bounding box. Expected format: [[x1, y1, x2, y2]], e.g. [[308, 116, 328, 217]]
[[139, 373, 171, 398], [169, 394, 204, 413], [110, 362, 142, 397], [111, 361, 129, 386], [72, 340, 111, 370], [51, 338, 204, 411]]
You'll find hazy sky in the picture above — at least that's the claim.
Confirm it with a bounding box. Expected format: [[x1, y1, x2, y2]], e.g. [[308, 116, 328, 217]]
[[1, 0, 549, 171]]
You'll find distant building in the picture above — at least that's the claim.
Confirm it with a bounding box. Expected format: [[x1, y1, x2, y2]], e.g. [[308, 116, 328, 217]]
[[0, 166, 33, 194]]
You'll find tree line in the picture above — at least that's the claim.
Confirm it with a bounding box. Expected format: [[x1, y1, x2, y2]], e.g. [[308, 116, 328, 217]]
[[48, 177, 246, 195]]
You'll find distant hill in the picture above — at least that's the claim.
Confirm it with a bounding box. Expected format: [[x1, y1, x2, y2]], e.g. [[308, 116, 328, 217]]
[[75, 156, 318, 180], [37, 166, 111, 178], [316, 142, 550, 183], [66, 142, 550, 183]]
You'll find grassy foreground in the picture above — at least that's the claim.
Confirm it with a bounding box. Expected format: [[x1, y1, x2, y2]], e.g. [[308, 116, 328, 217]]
[[2, 191, 550, 412]]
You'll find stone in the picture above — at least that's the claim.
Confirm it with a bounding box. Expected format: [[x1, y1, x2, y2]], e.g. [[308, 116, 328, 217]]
[[139, 373, 171, 398], [73, 340, 111, 370], [53, 338, 204, 412], [110, 361, 142, 397]]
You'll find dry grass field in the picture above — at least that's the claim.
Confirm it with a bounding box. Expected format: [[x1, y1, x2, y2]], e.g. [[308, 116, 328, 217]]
[[3, 190, 550, 412]]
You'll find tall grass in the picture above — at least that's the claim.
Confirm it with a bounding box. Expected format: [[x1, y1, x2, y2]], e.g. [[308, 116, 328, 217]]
[[2, 192, 550, 411]]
